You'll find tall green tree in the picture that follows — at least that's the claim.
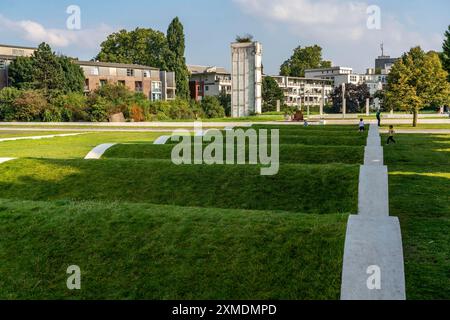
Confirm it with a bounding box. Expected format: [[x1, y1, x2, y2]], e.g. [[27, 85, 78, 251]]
[[8, 43, 84, 94], [441, 25, 450, 81], [262, 76, 285, 112], [280, 45, 332, 77], [96, 28, 170, 70], [166, 17, 190, 100], [386, 46, 450, 126], [32, 43, 65, 91]]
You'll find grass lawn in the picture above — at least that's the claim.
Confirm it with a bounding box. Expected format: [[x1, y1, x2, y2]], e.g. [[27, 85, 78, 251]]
[[0, 199, 347, 300], [0, 125, 365, 299], [0, 132, 168, 159], [384, 133, 450, 299], [0, 131, 79, 139]]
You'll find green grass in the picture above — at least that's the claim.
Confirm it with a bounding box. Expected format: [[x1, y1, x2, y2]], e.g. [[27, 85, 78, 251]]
[[0, 132, 167, 159], [0, 125, 364, 300], [0, 159, 359, 214], [0, 131, 78, 139], [384, 133, 450, 299], [0, 199, 347, 300], [104, 144, 364, 165]]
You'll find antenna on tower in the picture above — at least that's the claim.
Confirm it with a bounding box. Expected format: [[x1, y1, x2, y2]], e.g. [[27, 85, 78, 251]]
[[380, 42, 384, 57]]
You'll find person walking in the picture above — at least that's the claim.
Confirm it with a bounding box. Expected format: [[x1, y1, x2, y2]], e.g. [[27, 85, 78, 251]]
[[387, 125, 396, 145], [376, 110, 381, 127]]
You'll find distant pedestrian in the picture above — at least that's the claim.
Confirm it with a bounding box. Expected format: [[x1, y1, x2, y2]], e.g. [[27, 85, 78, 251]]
[[304, 120, 309, 127], [359, 119, 365, 132], [387, 125, 396, 145], [376, 110, 381, 127]]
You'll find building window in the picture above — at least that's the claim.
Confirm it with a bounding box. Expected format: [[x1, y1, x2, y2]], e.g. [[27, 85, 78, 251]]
[[127, 69, 135, 77], [205, 86, 209, 91], [0, 59, 5, 69], [143, 70, 150, 78], [91, 67, 99, 76], [152, 81, 162, 93], [152, 93, 162, 101], [118, 80, 125, 86], [135, 81, 143, 92], [84, 79, 89, 91], [100, 79, 107, 87], [12, 49, 25, 56]]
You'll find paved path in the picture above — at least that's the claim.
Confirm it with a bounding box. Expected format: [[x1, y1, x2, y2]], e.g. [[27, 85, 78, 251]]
[[0, 133, 86, 142], [341, 124, 406, 300]]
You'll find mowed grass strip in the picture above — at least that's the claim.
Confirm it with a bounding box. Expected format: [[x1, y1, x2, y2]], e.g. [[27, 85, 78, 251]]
[[104, 144, 364, 165], [0, 159, 359, 214], [0, 132, 167, 159], [385, 133, 450, 299], [165, 134, 367, 146], [0, 199, 347, 300]]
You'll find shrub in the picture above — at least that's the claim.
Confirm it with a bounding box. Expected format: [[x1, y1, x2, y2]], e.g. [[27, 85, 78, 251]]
[[51, 92, 89, 121], [130, 104, 145, 122], [87, 96, 109, 122], [12, 90, 48, 121], [201, 96, 225, 118], [0, 87, 21, 121]]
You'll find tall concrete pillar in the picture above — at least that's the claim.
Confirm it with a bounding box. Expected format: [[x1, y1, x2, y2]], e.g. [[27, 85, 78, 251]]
[[320, 83, 325, 116], [342, 83, 346, 117], [231, 41, 263, 118]]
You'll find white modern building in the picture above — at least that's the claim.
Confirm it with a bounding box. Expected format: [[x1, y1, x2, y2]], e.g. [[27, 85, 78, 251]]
[[231, 41, 263, 117], [187, 65, 231, 101], [271, 75, 333, 107]]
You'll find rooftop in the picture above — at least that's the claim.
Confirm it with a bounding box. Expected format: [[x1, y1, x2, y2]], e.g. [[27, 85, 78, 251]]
[[74, 60, 160, 71], [188, 64, 230, 75], [0, 43, 37, 51]]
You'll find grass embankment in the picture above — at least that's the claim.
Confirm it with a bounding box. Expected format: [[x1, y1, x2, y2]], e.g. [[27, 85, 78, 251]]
[[0, 125, 362, 299], [0, 159, 359, 214], [105, 144, 364, 165], [383, 133, 450, 300], [0, 131, 80, 139], [0, 199, 347, 299]]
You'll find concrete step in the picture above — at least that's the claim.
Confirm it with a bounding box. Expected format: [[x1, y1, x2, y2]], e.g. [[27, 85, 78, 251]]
[[364, 146, 384, 166], [367, 136, 381, 146], [358, 165, 389, 217], [341, 215, 406, 300], [84, 143, 117, 160], [0, 158, 16, 164], [153, 136, 171, 145]]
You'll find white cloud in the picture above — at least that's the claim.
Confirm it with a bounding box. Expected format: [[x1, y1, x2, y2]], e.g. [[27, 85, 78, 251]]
[[233, 0, 444, 71], [0, 14, 113, 50]]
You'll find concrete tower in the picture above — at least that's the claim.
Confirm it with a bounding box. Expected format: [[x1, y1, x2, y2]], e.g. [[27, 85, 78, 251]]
[[231, 41, 262, 118]]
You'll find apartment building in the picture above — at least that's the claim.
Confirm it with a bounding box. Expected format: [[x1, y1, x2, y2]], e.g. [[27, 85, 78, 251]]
[[0, 44, 37, 88], [188, 65, 231, 101], [271, 75, 333, 107], [75, 61, 176, 101], [0, 44, 176, 101]]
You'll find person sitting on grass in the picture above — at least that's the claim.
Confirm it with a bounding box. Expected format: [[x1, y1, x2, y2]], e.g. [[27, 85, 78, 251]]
[[304, 120, 309, 127], [387, 125, 396, 145], [359, 119, 365, 132]]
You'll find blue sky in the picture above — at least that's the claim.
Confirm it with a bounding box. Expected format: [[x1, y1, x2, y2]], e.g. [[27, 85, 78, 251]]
[[0, 0, 448, 74]]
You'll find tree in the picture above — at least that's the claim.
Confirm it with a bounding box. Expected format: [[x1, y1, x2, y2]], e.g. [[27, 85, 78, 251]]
[[97, 28, 170, 70], [330, 83, 370, 113], [217, 91, 231, 117], [8, 43, 84, 94], [201, 96, 225, 118], [166, 17, 190, 100], [235, 34, 253, 43], [280, 45, 332, 77], [385, 46, 450, 126], [32, 43, 65, 92], [441, 25, 450, 82], [262, 76, 284, 112], [8, 56, 34, 89]]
